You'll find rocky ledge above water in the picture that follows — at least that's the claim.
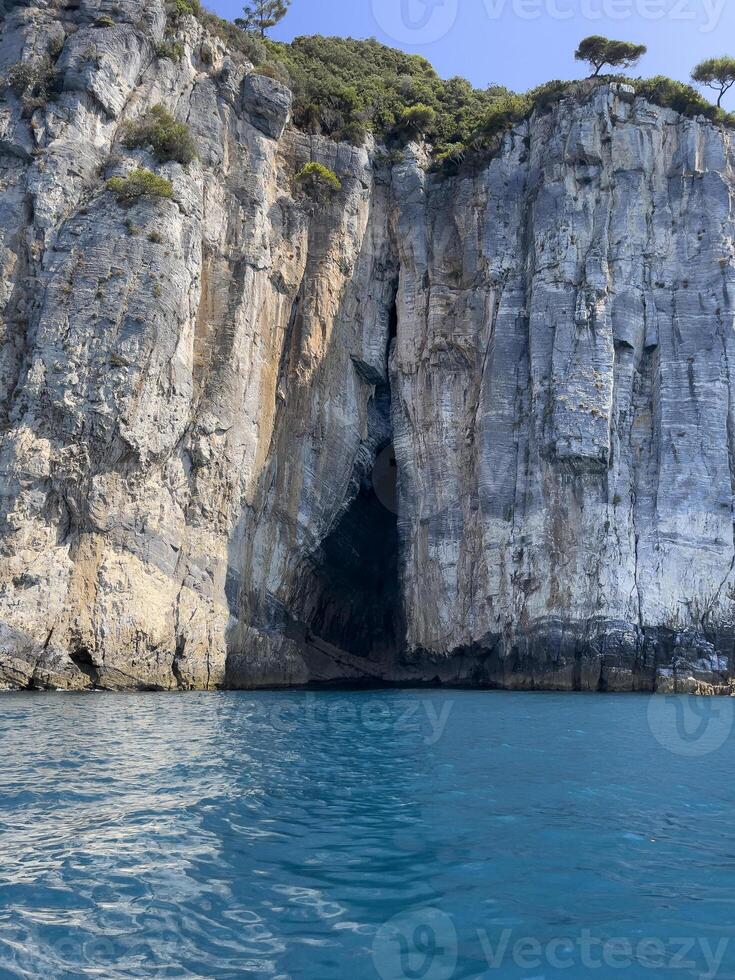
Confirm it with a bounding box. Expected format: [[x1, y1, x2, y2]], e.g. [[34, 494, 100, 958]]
[[1, 0, 734, 695]]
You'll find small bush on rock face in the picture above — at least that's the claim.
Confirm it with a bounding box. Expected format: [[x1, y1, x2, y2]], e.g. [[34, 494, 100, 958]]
[[432, 142, 465, 170], [5, 56, 61, 116], [122, 105, 198, 166], [295, 162, 342, 196], [107, 169, 174, 201], [94, 15, 115, 27], [155, 41, 185, 62], [6, 62, 39, 93], [48, 35, 65, 59]]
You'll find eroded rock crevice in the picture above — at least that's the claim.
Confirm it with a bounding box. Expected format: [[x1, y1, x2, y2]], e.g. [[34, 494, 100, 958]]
[[287, 286, 403, 668]]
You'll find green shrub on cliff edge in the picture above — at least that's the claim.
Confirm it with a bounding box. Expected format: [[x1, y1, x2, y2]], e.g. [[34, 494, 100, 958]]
[[638, 75, 724, 121], [295, 162, 342, 196], [477, 93, 531, 138], [107, 169, 174, 201], [254, 61, 290, 84], [122, 105, 198, 166], [167, 0, 203, 19]]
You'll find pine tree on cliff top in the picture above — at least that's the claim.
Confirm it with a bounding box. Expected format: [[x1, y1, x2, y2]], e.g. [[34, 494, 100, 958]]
[[692, 57, 735, 107], [575, 35, 647, 77], [236, 0, 291, 37]]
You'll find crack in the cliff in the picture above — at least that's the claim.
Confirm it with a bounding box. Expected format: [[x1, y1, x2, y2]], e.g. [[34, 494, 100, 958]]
[[629, 341, 653, 672], [702, 300, 735, 646], [297, 386, 402, 663]]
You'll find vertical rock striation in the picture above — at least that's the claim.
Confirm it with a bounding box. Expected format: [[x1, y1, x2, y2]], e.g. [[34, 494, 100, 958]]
[[391, 84, 735, 693], [0, 6, 733, 694]]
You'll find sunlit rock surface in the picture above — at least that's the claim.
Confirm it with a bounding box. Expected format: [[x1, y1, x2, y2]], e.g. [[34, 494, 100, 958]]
[[0, 1, 733, 693]]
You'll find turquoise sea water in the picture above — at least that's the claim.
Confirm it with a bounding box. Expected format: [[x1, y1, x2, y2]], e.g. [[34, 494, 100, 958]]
[[0, 690, 734, 979]]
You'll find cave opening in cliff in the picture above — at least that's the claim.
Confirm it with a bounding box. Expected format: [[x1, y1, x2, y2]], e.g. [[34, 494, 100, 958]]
[[302, 443, 401, 663], [297, 293, 403, 666]]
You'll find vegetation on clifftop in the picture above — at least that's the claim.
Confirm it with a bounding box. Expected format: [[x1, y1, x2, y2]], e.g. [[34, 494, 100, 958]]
[[170, 5, 735, 170], [250, 34, 735, 167], [692, 57, 735, 108], [574, 35, 647, 77], [260, 35, 514, 153]]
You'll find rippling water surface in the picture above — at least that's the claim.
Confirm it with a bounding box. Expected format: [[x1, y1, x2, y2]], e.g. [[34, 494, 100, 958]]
[[1, 691, 734, 979]]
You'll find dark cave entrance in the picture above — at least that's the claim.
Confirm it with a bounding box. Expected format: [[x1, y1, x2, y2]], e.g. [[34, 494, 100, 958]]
[[303, 448, 401, 661], [295, 292, 402, 664]]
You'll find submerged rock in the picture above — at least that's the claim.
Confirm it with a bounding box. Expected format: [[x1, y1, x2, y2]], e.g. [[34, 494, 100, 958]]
[[0, 0, 733, 694]]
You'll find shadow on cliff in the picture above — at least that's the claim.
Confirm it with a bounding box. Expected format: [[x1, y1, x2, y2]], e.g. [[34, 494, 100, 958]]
[[224, 161, 405, 686]]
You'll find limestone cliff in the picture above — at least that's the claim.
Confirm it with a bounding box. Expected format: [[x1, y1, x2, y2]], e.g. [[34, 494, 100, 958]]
[[1, 0, 734, 693]]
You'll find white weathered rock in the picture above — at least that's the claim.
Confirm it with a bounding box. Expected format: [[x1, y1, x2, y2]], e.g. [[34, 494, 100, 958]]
[[390, 87, 735, 693], [241, 73, 292, 140]]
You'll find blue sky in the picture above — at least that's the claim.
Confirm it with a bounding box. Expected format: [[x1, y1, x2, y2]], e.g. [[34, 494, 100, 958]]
[[208, 0, 735, 103]]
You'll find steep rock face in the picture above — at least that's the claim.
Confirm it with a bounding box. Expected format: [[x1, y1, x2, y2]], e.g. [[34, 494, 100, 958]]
[[0, 3, 733, 693], [391, 85, 735, 693], [0, 0, 395, 690]]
